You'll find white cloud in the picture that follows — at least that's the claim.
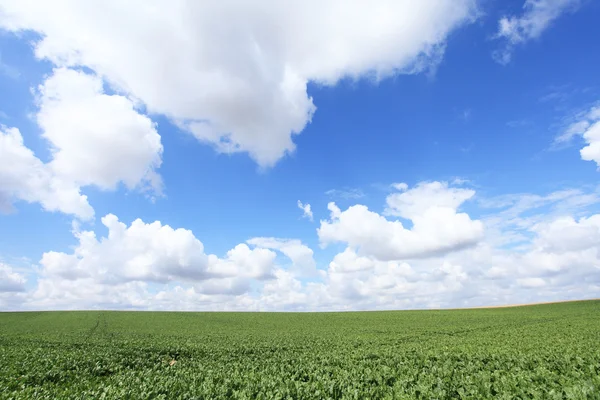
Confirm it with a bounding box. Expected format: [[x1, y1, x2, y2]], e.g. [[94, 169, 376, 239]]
[[473, 193, 600, 301], [247, 237, 318, 277], [38, 68, 163, 193], [514, 215, 600, 281], [532, 215, 600, 253], [0, 0, 478, 167], [325, 188, 366, 200], [0, 125, 94, 218], [556, 104, 600, 168], [297, 200, 313, 222], [580, 122, 600, 167], [0, 262, 26, 292], [6, 184, 600, 311], [318, 181, 483, 260], [39, 214, 277, 287], [385, 181, 476, 219], [517, 277, 546, 288], [258, 269, 311, 310], [309, 185, 600, 310], [479, 187, 600, 247], [494, 0, 581, 64], [0, 67, 164, 219], [324, 247, 416, 301], [313, 247, 475, 309], [555, 120, 590, 144], [392, 182, 409, 191]]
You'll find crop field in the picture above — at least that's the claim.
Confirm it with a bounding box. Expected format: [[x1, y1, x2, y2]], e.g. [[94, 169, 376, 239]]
[[1, 300, 599, 399]]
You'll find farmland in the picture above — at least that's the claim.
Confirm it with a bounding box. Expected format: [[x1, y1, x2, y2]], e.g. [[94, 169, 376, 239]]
[[1, 300, 599, 399]]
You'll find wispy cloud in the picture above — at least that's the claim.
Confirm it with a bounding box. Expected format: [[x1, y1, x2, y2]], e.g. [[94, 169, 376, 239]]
[[479, 185, 600, 247], [493, 0, 583, 64], [325, 188, 365, 200], [451, 177, 473, 186], [554, 102, 600, 145], [297, 200, 313, 222]]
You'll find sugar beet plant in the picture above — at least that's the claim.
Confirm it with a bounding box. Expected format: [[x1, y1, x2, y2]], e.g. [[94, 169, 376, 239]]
[[1, 300, 599, 399]]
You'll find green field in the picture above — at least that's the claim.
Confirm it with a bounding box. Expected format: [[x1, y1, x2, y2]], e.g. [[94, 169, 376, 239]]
[[1, 301, 599, 399]]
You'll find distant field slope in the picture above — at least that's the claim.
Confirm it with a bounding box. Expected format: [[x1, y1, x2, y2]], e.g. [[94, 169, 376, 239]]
[[1, 300, 599, 399]]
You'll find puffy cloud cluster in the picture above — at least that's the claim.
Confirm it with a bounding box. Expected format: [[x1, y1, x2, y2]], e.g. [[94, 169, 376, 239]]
[[2, 182, 600, 311], [0, 0, 477, 167], [38, 68, 163, 194], [25, 214, 327, 310], [319, 247, 471, 309], [0, 68, 163, 219], [318, 182, 484, 260], [516, 215, 600, 283], [39, 214, 276, 288], [494, 0, 582, 64]]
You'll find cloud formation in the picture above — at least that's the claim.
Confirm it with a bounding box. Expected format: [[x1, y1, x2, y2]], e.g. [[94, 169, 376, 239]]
[[40, 214, 277, 286], [0, 0, 477, 167], [0, 262, 26, 292], [247, 237, 318, 277], [0, 126, 94, 218], [297, 200, 313, 222], [557, 104, 600, 168], [38, 68, 163, 194], [2, 183, 599, 311], [494, 0, 582, 64], [318, 181, 484, 260], [0, 68, 163, 219]]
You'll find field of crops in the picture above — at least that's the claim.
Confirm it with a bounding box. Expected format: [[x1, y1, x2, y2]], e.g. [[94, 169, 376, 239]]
[[1, 300, 599, 399]]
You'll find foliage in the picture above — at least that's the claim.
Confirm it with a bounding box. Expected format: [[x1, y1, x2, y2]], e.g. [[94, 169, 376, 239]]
[[1, 301, 599, 399]]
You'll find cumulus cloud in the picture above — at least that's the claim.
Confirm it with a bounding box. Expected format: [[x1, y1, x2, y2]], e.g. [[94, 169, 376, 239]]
[[297, 200, 313, 222], [578, 124, 600, 168], [494, 0, 582, 64], [325, 248, 415, 301], [385, 181, 476, 219], [0, 67, 164, 219], [30, 214, 282, 309], [38, 68, 163, 194], [299, 247, 474, 310], [318, 181, 484, 260], [0, 126, 93, 218], [516, 215, 600, 281], [479, 186, 600, 247], [0, 0, 478, 167], [6, 184, 600, 311], [39, 214, 277, 287], [464, 192, 600, 303], [301, 209, 600, 310], [247, 237, 318, 277], [532, 215, 600, 253], [0, 262, 26, 292], [309, 184, 600, 310]]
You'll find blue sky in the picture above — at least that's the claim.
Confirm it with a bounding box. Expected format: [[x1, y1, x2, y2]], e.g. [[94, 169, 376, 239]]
[[1, 0, 599, 310]]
